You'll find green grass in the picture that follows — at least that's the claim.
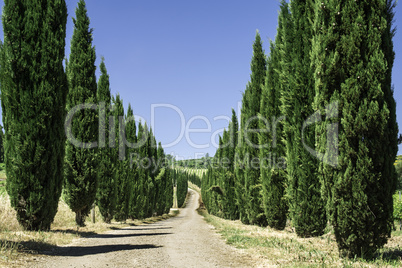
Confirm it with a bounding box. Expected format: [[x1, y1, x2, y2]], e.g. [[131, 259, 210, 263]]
[[199, 209, 402, 267]]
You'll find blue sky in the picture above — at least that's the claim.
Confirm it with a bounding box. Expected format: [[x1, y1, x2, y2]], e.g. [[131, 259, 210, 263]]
[[0, 0, 401, 160]]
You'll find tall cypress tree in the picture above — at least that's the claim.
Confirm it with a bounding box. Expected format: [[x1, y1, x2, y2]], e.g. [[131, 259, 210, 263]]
[[164, 164, 174, 214], [225, 110, 239, 219], [113, 94, 129, 222], [126, 103, 139, 220], [64, 0, 98, 226], [235, 84, 251, 224], [243, 32, 267, 226], [134, 121, 148, 219], [0, 0, 68, 230], [155, 142, 166, 215], [312, 0, 397, 258], [282, 0, 326, 237], [146, 128, 157, 217], [0, 125, 4, 163], [259, 32, 288, 229], [96, 58, 115, 223]]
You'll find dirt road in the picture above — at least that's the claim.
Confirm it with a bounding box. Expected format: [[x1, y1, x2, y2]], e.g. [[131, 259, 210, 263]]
[[33, 190, 254, 267]]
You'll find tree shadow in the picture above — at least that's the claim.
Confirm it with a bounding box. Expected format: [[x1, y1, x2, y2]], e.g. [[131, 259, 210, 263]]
[[43, 244, 162, 257], [90, 232, 171, 239], [108, 226, 172, 231], [1, 239, 163, 257], [374, 248, 402, 262], [49, 229, 97, 238], [0, 239, 54, 253]]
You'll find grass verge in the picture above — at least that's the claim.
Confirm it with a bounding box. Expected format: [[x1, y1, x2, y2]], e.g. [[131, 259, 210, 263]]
[[198, 209, 402, 267]]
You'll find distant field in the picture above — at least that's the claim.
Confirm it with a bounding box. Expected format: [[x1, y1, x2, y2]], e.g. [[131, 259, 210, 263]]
[[176, 167, 206, 178]]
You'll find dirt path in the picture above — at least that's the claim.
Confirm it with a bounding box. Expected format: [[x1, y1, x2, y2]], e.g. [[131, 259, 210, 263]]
[[32, 190, 254, 267]]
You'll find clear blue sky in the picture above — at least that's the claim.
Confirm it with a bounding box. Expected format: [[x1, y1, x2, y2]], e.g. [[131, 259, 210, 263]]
[[0, 0, 401, 160]]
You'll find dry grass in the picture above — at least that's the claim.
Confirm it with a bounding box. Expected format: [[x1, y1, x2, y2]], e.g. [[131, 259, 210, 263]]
[[199, 210, 402, 267], [0, 193, 177, 267]]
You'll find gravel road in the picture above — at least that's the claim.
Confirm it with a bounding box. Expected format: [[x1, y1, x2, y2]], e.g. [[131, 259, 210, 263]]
[[32, 189, 255, 267]]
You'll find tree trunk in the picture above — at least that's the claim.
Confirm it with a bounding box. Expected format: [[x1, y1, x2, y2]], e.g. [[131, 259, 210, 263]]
[[75, 210, 85, 227]]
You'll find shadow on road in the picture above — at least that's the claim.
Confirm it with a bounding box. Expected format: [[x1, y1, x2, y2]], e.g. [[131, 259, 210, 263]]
[[49, 229, 97, 238], [90, 232, 172, 239], [108, 226, 172, 231], [44, 244, 162, 257]]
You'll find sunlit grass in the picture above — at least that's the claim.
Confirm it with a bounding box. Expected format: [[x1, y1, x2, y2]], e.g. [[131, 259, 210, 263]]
[[199, 209, 402, 267]]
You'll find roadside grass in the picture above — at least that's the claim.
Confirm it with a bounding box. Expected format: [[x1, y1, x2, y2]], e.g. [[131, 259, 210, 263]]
[[0, 190, 178, 267], [199, 209, 402, 267]]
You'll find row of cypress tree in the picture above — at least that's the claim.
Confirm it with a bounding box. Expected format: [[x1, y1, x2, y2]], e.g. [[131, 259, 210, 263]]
[[0, 0, 188, 229], [202, 0, 398, 259]]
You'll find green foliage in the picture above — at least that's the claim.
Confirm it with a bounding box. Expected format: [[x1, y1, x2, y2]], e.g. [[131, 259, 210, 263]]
[[64, 0, 98, 227], [175, 169, 189, 208], [259, 27, 288, 230], [0, 125, 4, 163], [0, 180, 6, 196], [393, 194, 402, 221], [111, 95, 129, 222], [242, 32, 267, 226], [175, 156, 213, 169], [312, 0, 397, 258], [0, 0, 68, 230], [235, 84, 250, 224], [201, 110, 239, 220], [395, 160, 402, 191], [95, 58, 115, 223], [187, 171, 202, 188], [281, 0, 326, 237]]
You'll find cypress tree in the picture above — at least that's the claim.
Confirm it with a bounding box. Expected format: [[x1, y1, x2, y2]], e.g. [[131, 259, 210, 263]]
[[176, 170, 188, 208], [282, 0, 326, 237], [243, 32, 267, 226], [146, 128, 157, 217], [155, 142, 166, 215], [0, 125, 4, 163], [164, 165, 174, 214], [134, 121, 148, 219], [222, 111, 240, 220], [64, 0, 98, 226], [228, 109, 239, 170], [112, 94, 129, 222], [312, 0, 397, 258], [126, 104, 138, 219], [95, 58, 115, 223], [259, 35, 288, 229], [0, 0, 68, 230], [235, 84, 251, 224]]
